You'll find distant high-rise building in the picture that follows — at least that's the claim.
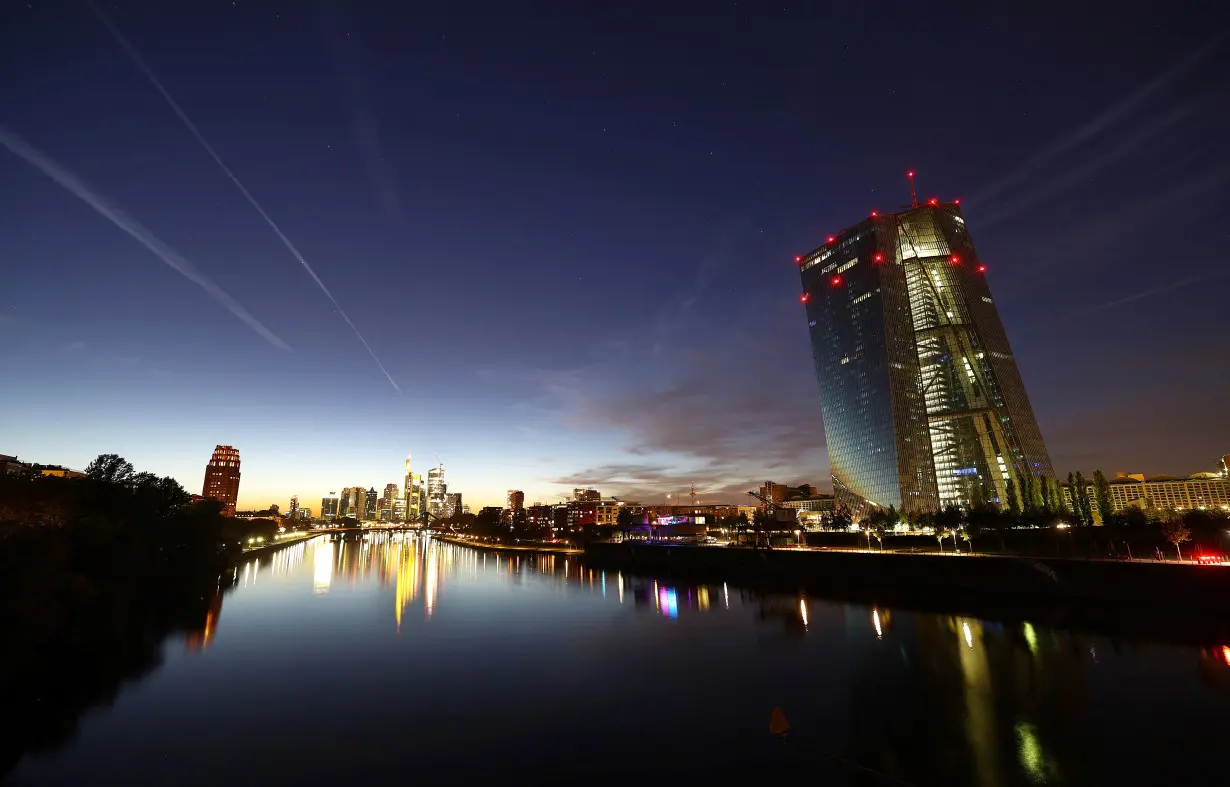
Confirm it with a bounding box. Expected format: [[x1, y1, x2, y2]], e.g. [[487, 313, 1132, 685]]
[[393, 499, 406, 521], [408, 454, 423, 521], [445, 492, 462, 518], [288, 495, 299, 519], [364, 487, 378, 520], [201, 445, 241, 517], [380, 483, 399, 521], [338, 487, 354, 518], [798, 194, 1053, 514], [321, 492, 339, 520], [573, 488, 600, 502], [506, 490, 525, 511], [427, 465, 446, 518]]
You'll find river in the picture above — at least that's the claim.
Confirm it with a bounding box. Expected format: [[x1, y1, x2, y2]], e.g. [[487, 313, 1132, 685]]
[[8, 533, 1229, 786]]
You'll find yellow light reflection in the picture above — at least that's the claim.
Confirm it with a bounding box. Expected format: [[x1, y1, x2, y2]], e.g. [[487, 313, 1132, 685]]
[[697, 586, 709, 611], [963, 620, 974, 650], [1023, 622, 1038, 655], [313, 539, 334, 594], [799, 598, 808, 628], [424, 542, 438, 619], [394, 540, 421, 632], [872, 608, 882, 639], [1015, 721, 1047, 782]]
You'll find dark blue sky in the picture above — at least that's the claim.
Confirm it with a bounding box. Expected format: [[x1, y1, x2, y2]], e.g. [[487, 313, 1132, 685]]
[[3, 1, 1228, 508]]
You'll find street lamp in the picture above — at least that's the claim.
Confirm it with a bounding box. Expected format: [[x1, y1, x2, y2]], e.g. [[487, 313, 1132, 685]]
[[795, 529, 802, 547]]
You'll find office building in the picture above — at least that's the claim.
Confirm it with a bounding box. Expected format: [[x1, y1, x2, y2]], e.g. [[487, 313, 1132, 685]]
[[573, 488, 600, 502], [288, 496, 299, 519], [798, 193, 1053, 514], [1063, 460, 1230, 515], [201, 445, 241, 517], [321, 492, 339, 520], [380, 483, 399, 521], [427, 465, 446, 517], [403, 454, 420, 523], [365, 487, 378, 520], [506, 490, 525, 512], [444, 492, 462, 518]]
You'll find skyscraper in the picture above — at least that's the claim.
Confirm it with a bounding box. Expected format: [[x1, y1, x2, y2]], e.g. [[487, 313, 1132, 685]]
[[380, 483, 399, 521], [408, 454, 423, 521], [506, 490, 525, 511], [288, 495, 299, 519], [445, 492, 462, 518], [427, 465, 446, 518], [364, 487, 378, 520], [798, 194, 1053, 515], [201, 445, 240, 517], [321, 492, 339, 520]]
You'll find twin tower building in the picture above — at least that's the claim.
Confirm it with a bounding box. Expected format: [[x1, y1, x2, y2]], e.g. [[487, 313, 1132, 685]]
[[798, 194, 1052, 516]]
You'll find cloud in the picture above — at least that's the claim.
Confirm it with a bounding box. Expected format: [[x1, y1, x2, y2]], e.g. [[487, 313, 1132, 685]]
[[0, 125, 292, 352], [530, 292, 829, 501]]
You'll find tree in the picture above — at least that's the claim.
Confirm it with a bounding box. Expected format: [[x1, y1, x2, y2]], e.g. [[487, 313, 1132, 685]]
[[935, 528, 951, 552], [1021, 473, 1037, 516], [1040, 476, 1054, 513], [1073, 471, 1092, 525], [1161, 518, 1191, 561], [616, 507, 634, 529], [1005, 478, 1021, 517], [868, 522, 887, 551], [85, 454, 134, 485], [958, 528, 972, 553], [1092, 470, 1114, 525]]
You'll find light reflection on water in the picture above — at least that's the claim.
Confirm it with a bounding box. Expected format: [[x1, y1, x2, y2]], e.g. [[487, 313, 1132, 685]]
[[13, 533, 1230, 787]]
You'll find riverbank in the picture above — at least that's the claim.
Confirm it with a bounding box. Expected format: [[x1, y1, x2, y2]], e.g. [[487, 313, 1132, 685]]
[[434, 535, 581, 555], [584, 542, 1230, 613]]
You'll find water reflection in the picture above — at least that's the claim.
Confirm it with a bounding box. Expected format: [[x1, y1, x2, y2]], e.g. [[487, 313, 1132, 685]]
[[10, 533, 1230, 786]]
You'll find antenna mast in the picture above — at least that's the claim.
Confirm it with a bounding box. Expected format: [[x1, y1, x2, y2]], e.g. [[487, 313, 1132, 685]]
[[907, 170, 918, 208]]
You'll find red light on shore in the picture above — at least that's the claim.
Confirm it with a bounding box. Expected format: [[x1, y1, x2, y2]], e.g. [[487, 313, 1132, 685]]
[[928, 198, 939, 206], [831, 275, 842, 287], [950, 255, 960, 265], [1222, 645, 1230, 666], [977, 264, 987, 273], [873, 252, 884, 263]]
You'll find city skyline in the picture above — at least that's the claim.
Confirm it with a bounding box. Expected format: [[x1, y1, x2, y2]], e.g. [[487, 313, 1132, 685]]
[[3, 5, 1228, 510]]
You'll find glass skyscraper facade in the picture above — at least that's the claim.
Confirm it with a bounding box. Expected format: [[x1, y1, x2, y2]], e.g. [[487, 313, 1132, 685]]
[[799, 201, 1053, 515]]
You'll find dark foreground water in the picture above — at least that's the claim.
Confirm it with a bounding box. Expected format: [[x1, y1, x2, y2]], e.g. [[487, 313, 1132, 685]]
[[9, 533, 1230, 786]]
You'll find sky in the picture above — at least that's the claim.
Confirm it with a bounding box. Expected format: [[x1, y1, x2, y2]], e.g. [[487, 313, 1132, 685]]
[[2, 1, 1229, 511]]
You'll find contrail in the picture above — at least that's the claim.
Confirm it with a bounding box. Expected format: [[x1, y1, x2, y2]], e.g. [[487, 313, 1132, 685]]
[[969, 33, 1226, 207], [87, 0, 402, 394], [0, 126, 291, 352], [1086, 271, 1230, 315]]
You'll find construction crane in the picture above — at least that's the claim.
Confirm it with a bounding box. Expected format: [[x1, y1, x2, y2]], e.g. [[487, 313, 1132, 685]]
[[745, 489, 778, 549]]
